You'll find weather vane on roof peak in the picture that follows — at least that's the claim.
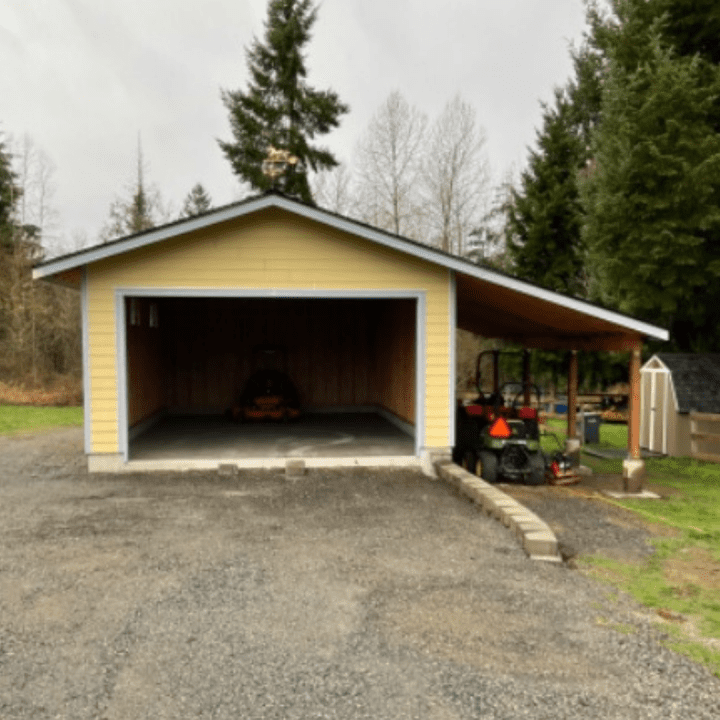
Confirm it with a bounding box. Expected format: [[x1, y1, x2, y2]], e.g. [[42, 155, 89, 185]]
[[261, 146, 298, 185]]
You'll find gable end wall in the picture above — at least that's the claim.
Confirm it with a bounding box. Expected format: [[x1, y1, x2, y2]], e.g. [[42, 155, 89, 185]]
[[85, 208, 452, 456]]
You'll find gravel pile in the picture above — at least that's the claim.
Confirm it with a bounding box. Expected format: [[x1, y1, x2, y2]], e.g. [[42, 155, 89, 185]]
[[0, 429, 718, 718]]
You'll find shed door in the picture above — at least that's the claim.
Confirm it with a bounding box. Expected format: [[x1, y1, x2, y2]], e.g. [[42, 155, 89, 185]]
[[640, 371, 652, 449], [647, 370, 668, 454]]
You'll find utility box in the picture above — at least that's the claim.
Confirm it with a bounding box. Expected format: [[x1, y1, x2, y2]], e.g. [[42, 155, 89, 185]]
[[583, 413, 601, 444], [576, 413, 601, 444]]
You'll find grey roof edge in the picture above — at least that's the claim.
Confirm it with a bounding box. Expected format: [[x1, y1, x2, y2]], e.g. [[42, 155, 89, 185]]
[[33, 191, 668, 342]]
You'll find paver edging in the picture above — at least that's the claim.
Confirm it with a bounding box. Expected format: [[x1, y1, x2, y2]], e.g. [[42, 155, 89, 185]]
[[434, 462, 561, 563]]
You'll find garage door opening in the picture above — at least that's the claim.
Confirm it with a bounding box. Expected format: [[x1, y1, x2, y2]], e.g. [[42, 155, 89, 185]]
[[121, 294, 420, 463]]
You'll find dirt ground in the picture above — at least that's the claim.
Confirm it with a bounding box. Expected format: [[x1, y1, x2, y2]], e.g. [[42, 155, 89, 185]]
[[1, 428, 718, 719]]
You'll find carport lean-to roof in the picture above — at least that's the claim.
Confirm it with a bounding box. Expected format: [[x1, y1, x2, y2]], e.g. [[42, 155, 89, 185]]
[[34, 191, 668, 485]]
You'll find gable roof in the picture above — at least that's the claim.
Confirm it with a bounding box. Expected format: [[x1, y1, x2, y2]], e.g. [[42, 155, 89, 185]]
[[654, 353, 720, 413], [33, 190, 668, 347]]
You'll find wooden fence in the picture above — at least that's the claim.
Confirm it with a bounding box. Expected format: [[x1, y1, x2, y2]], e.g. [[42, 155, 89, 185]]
[[690, 411, 720, 463]]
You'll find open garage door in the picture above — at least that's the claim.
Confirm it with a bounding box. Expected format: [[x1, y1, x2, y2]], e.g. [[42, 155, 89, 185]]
[[121, 294, 419, 463]]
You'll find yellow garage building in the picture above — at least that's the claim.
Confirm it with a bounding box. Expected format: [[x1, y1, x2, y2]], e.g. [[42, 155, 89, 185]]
[[34, 192, 667, 478]]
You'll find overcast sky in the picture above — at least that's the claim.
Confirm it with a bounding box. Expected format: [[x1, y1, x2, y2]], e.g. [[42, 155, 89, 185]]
[[0, 0, 590, 249]]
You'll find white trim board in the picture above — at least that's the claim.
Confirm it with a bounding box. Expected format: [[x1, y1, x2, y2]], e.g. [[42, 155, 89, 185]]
[[448, 272, 457, 448], [115, 288, 427, 463], [81, 269, 92, 454], [35, 193, 668, 342]]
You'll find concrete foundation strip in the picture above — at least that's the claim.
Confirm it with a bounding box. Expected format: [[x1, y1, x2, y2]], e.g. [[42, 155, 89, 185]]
[[434, 462, 561, 563]]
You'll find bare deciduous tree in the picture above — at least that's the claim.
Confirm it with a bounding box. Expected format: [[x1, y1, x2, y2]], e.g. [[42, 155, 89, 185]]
[[354, 91, 427, 238], [0, 134, 81, 388], [311, 163, 353, 215], [423, 95, 490, 255]]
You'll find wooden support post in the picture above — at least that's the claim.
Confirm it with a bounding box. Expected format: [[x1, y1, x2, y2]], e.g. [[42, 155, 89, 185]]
[[628, 345, 642, 460], [567, 350, 578, 439], [565, 350, 580, 467], [492, 350, 500, 395], [623, 342, 645, 492], [523, 349, 531, 406]]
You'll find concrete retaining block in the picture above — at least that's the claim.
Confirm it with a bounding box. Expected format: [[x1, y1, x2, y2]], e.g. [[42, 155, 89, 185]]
[[285, 459, 306, 479], [514, 519, 548, 541], [217, 463, 238, 477], [523, 530, 558, 557], [434, 461, 561, 563]]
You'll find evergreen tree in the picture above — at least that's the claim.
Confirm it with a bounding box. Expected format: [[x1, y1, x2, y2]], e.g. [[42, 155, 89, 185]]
[[0, 133, 20, 248], [582, 3, 720, 351], [180, 183, 212, 218], [101, 142, 167, 241], [505, 33, 602, 298], [219, 0, 348, 204], [656, 0, 720, 65], [507, 91, 587, 296]]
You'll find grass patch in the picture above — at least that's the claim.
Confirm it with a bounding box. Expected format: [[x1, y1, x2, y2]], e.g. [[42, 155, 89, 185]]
[[665, 634, 720, 677], [540, 417, 627, 458], [547, 415, 720, 675], [578, 457, 720, 676], [0, 405, 84, 435], [579, 550, 720, 676]]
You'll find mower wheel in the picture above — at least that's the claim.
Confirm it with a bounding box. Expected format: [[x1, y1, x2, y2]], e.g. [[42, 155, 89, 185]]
[[526, 453, 546, 485], [476, 451, 498, 483], [461, 449, 476, 473]]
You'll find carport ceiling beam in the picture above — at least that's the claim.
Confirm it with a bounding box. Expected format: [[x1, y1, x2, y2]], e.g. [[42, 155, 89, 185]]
[[457, 306, 564, 340], [518, 334, 645, 351], [457, 319, 645, 351]]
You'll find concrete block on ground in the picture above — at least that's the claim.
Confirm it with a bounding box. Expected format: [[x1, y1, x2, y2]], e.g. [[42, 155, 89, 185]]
[[467, 477, 491, 491], [285, 459, 306, 479], [523, 530, 559, 558], [622, 458, 645, 493], [217, 463, 238, 477], [444, 462, 561, 564], [530, 554, 563, 564], [514, 518, 549, 541], [506, 510, 543, 532], [489, 499, 520, 523], [439, 464, 464, 486], [465, 484, 489, 505]]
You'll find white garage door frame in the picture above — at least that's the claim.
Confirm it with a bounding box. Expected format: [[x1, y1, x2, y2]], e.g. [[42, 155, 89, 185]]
[[114, 287, 428, 463]]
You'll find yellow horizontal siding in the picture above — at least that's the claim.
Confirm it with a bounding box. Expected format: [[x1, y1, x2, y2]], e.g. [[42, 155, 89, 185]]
[[87, 207, 451, 455]]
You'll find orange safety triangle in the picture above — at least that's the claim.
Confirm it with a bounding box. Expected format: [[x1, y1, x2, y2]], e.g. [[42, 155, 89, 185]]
[[489, 416, 512, 439]]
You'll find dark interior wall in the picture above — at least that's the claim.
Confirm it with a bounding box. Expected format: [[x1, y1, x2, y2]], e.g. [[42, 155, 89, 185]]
[[126, 297, 417, 424], [162, 298, 376, 412], [126, 298, 165, 427], [372, 299, 416, 424]]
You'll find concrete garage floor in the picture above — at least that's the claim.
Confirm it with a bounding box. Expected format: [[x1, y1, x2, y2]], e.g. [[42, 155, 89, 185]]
[[130, 411, 415, 460]]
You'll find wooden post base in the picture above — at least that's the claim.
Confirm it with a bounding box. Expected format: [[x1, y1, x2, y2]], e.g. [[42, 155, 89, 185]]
[[622, 458, 645, 493]]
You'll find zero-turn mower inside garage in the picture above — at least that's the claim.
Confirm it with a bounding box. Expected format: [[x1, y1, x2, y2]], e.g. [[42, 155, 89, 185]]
[[125, 296, 417, 463]]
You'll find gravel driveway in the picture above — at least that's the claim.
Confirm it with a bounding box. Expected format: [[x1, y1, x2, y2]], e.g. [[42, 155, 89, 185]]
[[1, 428, 718, 719]]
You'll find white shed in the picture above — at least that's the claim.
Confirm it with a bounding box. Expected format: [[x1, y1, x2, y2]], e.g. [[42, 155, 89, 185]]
[[640, 353, 720, 456]]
